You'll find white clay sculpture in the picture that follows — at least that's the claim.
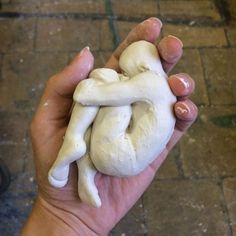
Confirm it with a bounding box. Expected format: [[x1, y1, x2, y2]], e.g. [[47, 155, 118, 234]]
[[48, 40, 177, 207]]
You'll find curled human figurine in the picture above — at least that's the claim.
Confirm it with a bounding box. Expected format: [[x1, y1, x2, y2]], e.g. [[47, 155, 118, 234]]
[[48, 40, 177, 207]]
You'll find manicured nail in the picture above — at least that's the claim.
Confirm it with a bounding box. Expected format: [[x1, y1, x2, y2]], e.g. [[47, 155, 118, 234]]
[[80, 46, 90, 56], [175, 103, 190, 116], [175, 74, 191, 90], [145, 17, 163, 28], [168, 35, 183, 47], [154, 18, 163, 28]]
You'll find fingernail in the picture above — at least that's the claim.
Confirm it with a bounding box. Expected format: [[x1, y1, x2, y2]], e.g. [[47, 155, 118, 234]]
[[168, 35, 183, 47], [155, 18, 163, 28], [85, 46, 90, 51], [80, 46, 90, 56], [175, 74, 191, 90], [175, 103, 190, 116], [145, 17, 163, 28]]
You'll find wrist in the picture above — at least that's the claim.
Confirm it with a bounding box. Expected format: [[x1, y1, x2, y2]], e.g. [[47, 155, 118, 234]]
[[21, 196, 99, 236]]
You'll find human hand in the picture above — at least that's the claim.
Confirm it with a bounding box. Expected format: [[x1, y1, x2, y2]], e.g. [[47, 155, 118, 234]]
[[22, 18, 198, 236]]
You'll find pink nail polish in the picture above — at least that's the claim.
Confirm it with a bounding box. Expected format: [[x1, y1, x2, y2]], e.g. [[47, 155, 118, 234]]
[[175, 75, 191, 90], [79, 46, 90, 56], [176, 103, 190, 116]]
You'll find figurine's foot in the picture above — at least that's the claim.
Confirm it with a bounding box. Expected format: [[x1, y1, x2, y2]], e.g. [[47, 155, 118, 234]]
[[79, 179, 101, 208], [48, 165, 69, 188], [77, 155, 101, 207]]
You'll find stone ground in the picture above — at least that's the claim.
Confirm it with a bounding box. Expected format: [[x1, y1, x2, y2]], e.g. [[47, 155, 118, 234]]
[[0, 0, 235, 235]]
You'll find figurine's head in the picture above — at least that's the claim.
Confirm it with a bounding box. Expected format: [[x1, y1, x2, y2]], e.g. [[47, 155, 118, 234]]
[[119, 40, 165, 78]]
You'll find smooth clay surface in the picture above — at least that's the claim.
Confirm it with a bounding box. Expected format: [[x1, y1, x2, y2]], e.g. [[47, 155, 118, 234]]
[[48, 41, 177, 207]]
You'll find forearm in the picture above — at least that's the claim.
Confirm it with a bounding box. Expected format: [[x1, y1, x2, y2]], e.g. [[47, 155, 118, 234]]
[[21, 197, 98, 236]]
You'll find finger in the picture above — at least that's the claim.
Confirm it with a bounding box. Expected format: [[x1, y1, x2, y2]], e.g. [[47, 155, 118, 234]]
[[34, 47, 94, 126], [168, 73, 195, 97], [105, 17, 163, 70], [174, 99, 198, 131], [157, 35, 183, 73]]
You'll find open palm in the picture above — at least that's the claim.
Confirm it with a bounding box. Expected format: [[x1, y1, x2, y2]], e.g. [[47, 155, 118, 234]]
[[27, 18, 198, 235]]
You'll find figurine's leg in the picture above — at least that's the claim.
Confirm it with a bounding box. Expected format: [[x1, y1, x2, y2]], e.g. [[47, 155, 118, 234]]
[[48, 103, 98, 188], [77, 154, 101, 208]]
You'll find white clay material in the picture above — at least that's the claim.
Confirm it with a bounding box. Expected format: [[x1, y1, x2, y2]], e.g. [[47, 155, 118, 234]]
[[48, 40, 177, 208]]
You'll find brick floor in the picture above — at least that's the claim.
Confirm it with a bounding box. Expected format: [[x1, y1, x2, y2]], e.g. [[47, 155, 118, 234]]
[[0, 52, 68, 111], [39, 0, 105, 14], [223, 178, 236, 235], [36, 19, 102, 51], [111, 200, 146, 235], [156, 145, 180, 179], [0, 19, 35, 53], [181, 106, 236, 178], [0, 0, 235, 236], [163, 25, 228, 47], [111, 0, 158, 18], [201, 48, 236, 105], [143, 179, 230, 235]]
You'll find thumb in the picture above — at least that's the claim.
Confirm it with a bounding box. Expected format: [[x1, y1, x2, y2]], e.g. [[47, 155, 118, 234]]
[[32, 47, 94, 129]]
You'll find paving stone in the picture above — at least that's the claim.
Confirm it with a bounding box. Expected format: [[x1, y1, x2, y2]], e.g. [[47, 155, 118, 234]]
[[0, 144, 26, 174], [39, 0, 105, 14], [171, 49, 209, 105], [0, 0, 40, 13], [143, 179, 230, 236], [163, 24, 227, 47], [0, 19, 35, 53], [110, 200, 146, 236], [0, 171, 36, 236], [160, 0, 221, 21], [156, 145, 180, 179], [100, 20, 115, 50], [223, 178, 236, 235], [181, 106, 236, 178], [36, 19, 111, 52], [0, 112, 29, 144], [201, 48, 236, 105], [0, 52, 68, 111], [111, 0, 158, 18]]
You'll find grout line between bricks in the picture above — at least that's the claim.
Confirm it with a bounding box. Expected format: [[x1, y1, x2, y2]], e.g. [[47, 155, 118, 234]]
[[141, 196, 148, 236], [198, 48, 211, 105], [4, 44, 234, 55], [157, 0, 160, 14], [175, 144, 185, 178], [0, 53, 3, 82], [32, 16, 38, 51], [224, 27, 231, 47], [104, 0, 120, 48], [214, 0, 231, 25], [217, 179, 233, 236], [0, 12, 230, 27]]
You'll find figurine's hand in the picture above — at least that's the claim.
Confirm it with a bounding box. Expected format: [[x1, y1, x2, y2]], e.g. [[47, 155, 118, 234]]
[[22, 18, 198, 236]]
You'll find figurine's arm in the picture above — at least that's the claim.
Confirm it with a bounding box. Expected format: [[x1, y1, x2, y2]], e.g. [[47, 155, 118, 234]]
[[73, 76, 151, 106]]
